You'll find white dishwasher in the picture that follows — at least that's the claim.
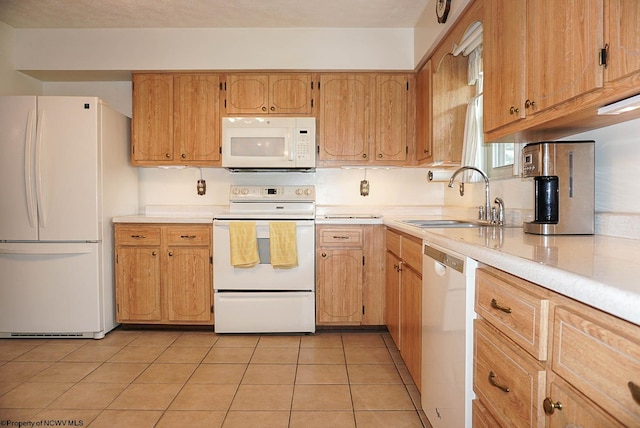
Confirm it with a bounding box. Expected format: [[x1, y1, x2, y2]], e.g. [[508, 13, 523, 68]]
[[421, 242, 477, 428]]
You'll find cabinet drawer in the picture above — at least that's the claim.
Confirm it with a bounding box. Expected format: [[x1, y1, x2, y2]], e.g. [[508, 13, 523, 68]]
[[166, 225, 212, 246], [552, 306, 640, 427], [319, 227, 363, 247], [385, 229, 401, 256], [475, 268, 549, 360], [474, 319, 546, 428], [401, 235, 422, 273], [472, 399, 500, 428], [115, 225, 162, 246]]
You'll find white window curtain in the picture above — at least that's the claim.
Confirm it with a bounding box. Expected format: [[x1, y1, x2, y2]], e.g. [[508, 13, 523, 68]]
[[453, 22, 484, 183]]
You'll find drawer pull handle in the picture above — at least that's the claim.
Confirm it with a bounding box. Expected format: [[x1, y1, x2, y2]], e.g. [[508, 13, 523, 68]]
[[490, 298, 512, 314], [180, 235, 197, 239], [543, 397, 563, 415], [629, 381, 640, 406], [130, 235, 146, 239], [488, 371, 510, 393], [332, 236, 350, 239]]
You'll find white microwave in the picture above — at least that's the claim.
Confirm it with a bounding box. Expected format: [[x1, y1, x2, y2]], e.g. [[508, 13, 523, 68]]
[[222, 117, 316, 171]]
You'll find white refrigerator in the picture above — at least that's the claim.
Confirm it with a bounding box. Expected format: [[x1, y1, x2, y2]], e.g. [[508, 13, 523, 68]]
[[0, 96, 138, 339]]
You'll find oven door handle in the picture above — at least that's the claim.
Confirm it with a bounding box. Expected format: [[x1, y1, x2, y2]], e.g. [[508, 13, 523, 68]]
[[213, 219, 315, 227]]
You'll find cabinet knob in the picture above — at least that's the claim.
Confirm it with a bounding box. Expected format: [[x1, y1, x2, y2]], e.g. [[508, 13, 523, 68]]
[[543, 397, 563, 415], [262, 106, 267, 112], [363, 153, 368, 159], [270, 106, 275, 112], [152, 251, 157, 256], [165, 153, 171, 158], [378, 154, 383, 158], [168, 251, 173, 256], [525, 99, 536, 109], [509, 106, 519, 115], [423, 149, 429, 154], [181, 153, 186, 159], [321, 252, 327, 257]]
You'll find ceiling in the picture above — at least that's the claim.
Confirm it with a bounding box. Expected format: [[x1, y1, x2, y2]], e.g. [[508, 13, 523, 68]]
[[0, 0, 430, 29]]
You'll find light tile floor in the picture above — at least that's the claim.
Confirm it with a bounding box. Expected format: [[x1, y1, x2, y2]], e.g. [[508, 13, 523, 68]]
[[0, 329, 431, 427]]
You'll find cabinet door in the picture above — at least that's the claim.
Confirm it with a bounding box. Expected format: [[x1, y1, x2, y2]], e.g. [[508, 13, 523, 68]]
[[431, 54, 470, 164], [166, 247, 212, 323], [385, 250, 401, 349], [318, 74, 371, 162], [269, 74, 312, 114], [116, 247, 162, 322], [606, 0, 640, 82], [316, 249, 363, 324], [132, 74, 174, 163], [373, 74, 408, 162], [415, 60, 433, 163], [545, 372, 625, 428], [527, 0, 604, 114], [225, 74, 269, 114], [400, 265, 422, 390], [174, 74, 221, 164], [483, 0, 526, 132]]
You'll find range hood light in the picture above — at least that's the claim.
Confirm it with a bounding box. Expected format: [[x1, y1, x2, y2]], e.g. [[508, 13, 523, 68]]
[[597, 94, 640, 115]]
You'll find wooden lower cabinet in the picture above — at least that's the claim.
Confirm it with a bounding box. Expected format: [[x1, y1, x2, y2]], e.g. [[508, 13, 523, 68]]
[[115, 223, 213, 325], [473, 266, 640, 428], [385, 227, 422, 391], [315, 225, 385, 326]]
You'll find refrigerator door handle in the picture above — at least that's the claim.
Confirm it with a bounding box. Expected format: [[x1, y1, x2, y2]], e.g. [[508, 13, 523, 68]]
[[0, 242, 96, 255], [35, 108, 46, 228], [25, 108, 38, 229]]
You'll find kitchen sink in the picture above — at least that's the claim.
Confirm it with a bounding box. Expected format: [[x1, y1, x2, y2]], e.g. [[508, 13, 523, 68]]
[[401, 219, 484, 228]]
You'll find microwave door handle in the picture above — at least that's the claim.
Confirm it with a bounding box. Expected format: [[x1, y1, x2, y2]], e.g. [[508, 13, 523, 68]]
[[289, 147, 294, 162]]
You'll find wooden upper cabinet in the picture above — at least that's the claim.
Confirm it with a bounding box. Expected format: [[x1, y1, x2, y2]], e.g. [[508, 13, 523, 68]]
[[605, 0, 640, 82], [225, 73, 312, 115], [373, 74, 410, 162], [132, 74, 173, 163], [431, 52, 471, 165], [526, 0, 605, 114], [174, 74, 220, 162], [318, 74, 371, 162], [415, 60, 432, 164], [318, 73, 412, 165], [483, 0, 527, 133], [132, 73, 221, 166]]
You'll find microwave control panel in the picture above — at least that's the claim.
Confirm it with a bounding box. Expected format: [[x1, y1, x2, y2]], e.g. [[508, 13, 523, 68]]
[[295, 129, 313, 160]]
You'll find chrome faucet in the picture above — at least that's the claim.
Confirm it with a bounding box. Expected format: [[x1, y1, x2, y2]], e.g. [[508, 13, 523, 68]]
[[448, 166, 493, 224]]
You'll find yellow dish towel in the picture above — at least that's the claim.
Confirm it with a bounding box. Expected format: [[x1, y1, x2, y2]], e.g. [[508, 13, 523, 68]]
[[229, 222, 259, 268], [269, 222, 298, 268]]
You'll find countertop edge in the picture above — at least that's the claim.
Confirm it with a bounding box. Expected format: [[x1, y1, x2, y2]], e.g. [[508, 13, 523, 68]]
[[384, 219, 640, 327]]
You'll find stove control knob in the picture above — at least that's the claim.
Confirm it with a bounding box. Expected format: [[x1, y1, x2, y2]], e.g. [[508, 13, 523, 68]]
[[304, 188, 312, 196], [295, 188, 303, 195], [241, 188, 249, 195], [231, 188, 240, 195]]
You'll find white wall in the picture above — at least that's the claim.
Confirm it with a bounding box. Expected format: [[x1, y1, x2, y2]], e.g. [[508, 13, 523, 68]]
[[137, 166, 442, 211], [562, 118, 640, 214], [15, 27, 415, 73], [0, 21, 41, 95]]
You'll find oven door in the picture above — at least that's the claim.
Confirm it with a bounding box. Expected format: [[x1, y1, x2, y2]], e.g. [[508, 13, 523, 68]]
[[213, 219, 315, 291]]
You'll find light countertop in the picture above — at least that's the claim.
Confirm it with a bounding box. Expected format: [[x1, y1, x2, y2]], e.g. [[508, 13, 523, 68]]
[[385, 218, 640, 326]]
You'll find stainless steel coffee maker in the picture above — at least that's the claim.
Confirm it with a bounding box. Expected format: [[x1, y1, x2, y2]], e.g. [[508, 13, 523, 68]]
[[522, 141, 595, 235]]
